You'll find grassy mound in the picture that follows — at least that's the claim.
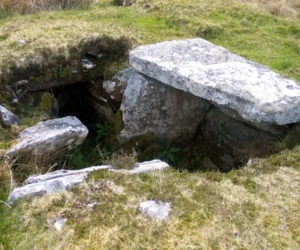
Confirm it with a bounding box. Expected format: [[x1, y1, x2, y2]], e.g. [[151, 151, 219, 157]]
[[0, 1, 300, 249], [0, 0, 299, 84]]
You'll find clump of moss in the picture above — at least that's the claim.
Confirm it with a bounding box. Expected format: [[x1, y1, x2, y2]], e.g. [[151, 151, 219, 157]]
[[37, 92, 53, 114], [105, 110, 124, 150]]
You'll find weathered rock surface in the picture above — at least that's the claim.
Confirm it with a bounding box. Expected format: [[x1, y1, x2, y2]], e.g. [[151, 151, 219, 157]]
[[201, 108, 276, 147], [8, 160, 169, 204], [103, 67, 134, 102], [139, 200, 171, 220], [110, 159, 169, 174], [130, 38, 300, 125], [6, 116, 88, 161], [0, 104, 21, 128], [8, 166, 111, 204], [119, 69, 211, 143], [129, 159, 169, 174], [25, 166, 112, 184]]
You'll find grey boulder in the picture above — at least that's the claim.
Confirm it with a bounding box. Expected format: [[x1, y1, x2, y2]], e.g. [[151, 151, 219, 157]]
[[6, 116, 88, 161], [120, 69, 211, 143], [103, 67, 134, 102], [0, 104, 21, 128], [130, 38, 300, 125]]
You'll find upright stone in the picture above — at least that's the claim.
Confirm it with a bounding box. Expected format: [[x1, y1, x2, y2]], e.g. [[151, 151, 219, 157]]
[[119, 69, 211, 144]]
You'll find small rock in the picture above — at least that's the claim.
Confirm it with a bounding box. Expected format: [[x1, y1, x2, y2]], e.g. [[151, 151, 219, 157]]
[[86, 202, 99, 208], [81, 58, 96, 70], [19, 39, 27, 45], [247, 159, 253, 166], [200, 157, 218, 171], [139, 200, 171, 220], [97, 53, 109, 60], [11, 98, 18, 105], [103, 67, 134, 102], [15, 80, 28, 88], [0, 104, 21, 128], [54, 218, 67, 231]]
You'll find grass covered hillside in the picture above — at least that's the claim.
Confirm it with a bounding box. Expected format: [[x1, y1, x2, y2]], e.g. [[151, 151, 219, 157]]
[[0, 0, 299, 82], [0, 0, 300, 249]]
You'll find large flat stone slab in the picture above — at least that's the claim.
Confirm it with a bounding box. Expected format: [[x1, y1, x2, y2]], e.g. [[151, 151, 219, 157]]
[[130, 38, 300, 125]]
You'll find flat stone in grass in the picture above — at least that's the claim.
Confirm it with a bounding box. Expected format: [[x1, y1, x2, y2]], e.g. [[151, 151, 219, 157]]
[[7, 160, 169, 204], [129, 159, 169, 174], [139, 200, 171, 220], [130, 38, 300, 125], [110, 159, 170, 174], [7, 166, 112, 205]]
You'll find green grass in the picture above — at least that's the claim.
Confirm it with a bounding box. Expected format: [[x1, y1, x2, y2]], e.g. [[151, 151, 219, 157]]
[[0, 162, 299, 249], [0, 0, 299, 84]]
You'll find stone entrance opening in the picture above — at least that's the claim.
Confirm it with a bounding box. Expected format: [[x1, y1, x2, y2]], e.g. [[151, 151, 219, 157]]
[[53, 82, 101, 126]]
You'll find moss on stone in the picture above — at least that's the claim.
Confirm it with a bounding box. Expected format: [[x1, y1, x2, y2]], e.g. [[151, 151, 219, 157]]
[[37, 92, 52, 114], [105, 110, 124, 150]]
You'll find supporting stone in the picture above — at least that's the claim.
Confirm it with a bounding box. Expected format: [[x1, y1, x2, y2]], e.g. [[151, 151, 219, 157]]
[[120, 69, 211, 144]]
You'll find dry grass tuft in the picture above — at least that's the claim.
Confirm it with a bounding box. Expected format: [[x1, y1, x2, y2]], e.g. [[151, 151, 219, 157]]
[[240, 0, 300, 18], [0, 0, 94, 17], [106, 151, 137, 169]]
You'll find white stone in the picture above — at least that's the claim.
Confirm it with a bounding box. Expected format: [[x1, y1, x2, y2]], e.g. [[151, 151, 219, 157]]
[[130, 38, 300, 125], [19, 39, 27, 45], [109, 159, 169, 175], [54, 218, 67, 231], [8, 165, 111, 204], [86, 202, 99, 208], [139, 200, 171, 220], [6, 116, 88, 161], [25, 165, 112, 184], [81, 58, 96, 69], [129, 159, 169, 174]]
